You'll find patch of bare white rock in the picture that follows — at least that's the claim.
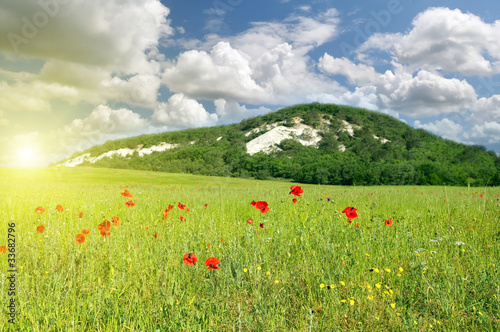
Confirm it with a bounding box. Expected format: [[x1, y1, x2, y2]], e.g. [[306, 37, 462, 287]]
[[57, 142, 180, 167], [58, 117, 389, 167]]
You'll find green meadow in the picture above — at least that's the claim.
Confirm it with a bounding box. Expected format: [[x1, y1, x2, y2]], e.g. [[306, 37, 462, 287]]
[[0, 167, 499, 331]]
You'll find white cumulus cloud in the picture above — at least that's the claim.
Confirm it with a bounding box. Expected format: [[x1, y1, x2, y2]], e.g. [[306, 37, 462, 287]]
[[414, 118, 464, 142], [214, 99, 272, 124], [152, 93, 218, 129], [359, 7, 500, 76]]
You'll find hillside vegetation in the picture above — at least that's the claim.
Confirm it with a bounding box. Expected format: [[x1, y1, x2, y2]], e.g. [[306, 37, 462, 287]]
[[60, 103, 500, 186]]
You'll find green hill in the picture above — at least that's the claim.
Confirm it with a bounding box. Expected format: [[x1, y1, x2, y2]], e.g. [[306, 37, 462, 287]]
[[57, 103, 500, 186]]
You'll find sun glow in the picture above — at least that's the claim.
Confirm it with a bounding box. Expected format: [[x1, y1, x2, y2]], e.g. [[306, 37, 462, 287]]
[[16, 146, 37, 166]]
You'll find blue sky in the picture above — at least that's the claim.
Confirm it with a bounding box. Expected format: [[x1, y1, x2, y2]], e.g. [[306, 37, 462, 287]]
[[0, 0, 499, 167]]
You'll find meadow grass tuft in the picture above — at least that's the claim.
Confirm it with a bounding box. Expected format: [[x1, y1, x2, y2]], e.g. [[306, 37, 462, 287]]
[[0, 167, 499, 331]]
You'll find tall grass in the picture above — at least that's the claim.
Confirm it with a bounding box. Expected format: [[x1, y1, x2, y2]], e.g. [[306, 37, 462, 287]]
[[0, 167, 498, 331]]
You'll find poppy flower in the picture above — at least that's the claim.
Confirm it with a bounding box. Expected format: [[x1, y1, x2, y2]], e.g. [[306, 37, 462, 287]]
[[183, 253, 198, 266], [125, 200, 135, 207], [178, 202, 186, 210], [385, 219, 393, 226], [154, 233, 159, 238], [162, 211, 169, 220], [36, 224, 44, 233], [78, 212, 84, 218], [168, 205, 174, 211], [121, 189, 132, 197], [289, 185, 304, 197], [247, 218, 253, 225], [56, 204, 64, 212], [204, 204, 209, 208], [186, 208, 191, 212], [342, 207, 358, 219], [75, 233, 85, 244], [82, 229, 90, 235], [35, 206, 45, 214], [255, 201, 269, 213], [250, 201, 257, 206], [205, 257, 220, 270], [180, 216, 186, 221], [0, 246, 6, 253], [259, 223, 264, 229], [112, 216, 119, 226], [98, 220, 111, 231], [100, 230, 110, 237], [355, 223, 360, 228], [292, 198, 297, 204]]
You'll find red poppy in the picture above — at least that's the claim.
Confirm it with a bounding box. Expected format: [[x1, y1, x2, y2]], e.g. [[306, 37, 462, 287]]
[[98, 220, 111, 232], [247, 218, 253, 225], [180, 216, 186, 221], [36, 224, 44, 233], [154, 233, 159, 238], [168, 205, 174, 211], [35, 206, 45, 214], [255, 201, 269, 213], [342, 207, 358, 219], [178, 202, 186, 210], [0, 245, 6, 253], [125, 200, 135, 207], [355, 223, 360, 228], [112, 216, 119, 226], [100, 230, 110, 237], [204, 204, 209, 208], [385, 219, 393, 226], [186, 208, 191, 212], [162, 211, 169, 220], [56, 204, 64, 212], [82, 229, 90, 235], [289, 185, 304, 197], [205, 257, 220, 270], [250, 201, 257, 206], [292, 198, 297, 203], [121, 189, 132, 197], [259, 223, 264, 229], [183, 253, 198, 266], [75, 233, 85, 244], [78, 212, 84, 218]]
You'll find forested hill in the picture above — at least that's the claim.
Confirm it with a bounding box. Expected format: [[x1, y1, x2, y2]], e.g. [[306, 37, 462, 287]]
[[57, 103, 500, 186]]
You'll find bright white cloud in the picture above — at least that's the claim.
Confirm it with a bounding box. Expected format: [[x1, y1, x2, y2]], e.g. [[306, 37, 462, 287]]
[[414, 118, 464, 142], [0, 0, 172, 110], [319, 55, 477, 116], [318, 54, 379, 84], [152, 93, 218, 129], [470, 95, 500, 123], [214, 99, 272, 124], [468, 122, 500, 143], [163, 42, 269, 103], [1, 0, 172, 71], [359, 7, 500, 75], [163, 10, 344, 105]]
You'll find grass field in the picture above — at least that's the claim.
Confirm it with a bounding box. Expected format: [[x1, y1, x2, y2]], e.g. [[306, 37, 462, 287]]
[[0, 167, 499, 331]]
